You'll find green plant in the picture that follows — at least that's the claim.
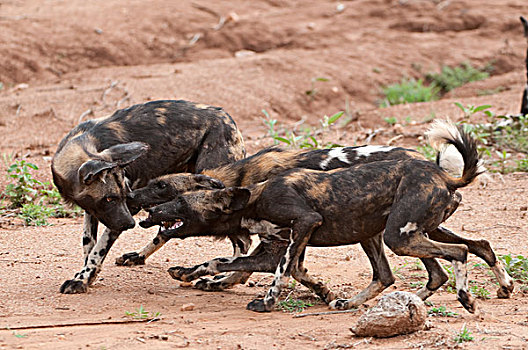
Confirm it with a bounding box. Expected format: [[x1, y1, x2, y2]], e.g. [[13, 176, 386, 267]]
[[3, 160, 42, 208], [0, 82, 3, 91], [469, 284, 491, 299], [1, 160, 81, 226], [427, 62, 489, 93], [454, 325, 474, 344], [277, 298, 313, 313], [454, 102, 493, 120], [125, 305, 161, 319], [416, 144, 436, 162], [263, 111, 344, 149], [392, 261, 409, 280], [442, 264, 456, 294], [380, 78, 438, 107], [428, 305, 458, 317], [305, 77, 329, 100], [384, 117, 398, 125], [499, 254, 528, 285]]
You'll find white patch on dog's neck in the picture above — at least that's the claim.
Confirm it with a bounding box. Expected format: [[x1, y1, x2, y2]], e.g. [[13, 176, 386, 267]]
[[319, 148, 351, 169], [355, 145, 394, 158]]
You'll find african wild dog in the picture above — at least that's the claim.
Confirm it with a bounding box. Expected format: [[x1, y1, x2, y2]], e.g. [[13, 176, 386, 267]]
[[123, 145, 430, 269], [521, 16, 528, 116], [127, 145, 513, 299], [140, 121, 503, 313], [51, 100, 245, 294]]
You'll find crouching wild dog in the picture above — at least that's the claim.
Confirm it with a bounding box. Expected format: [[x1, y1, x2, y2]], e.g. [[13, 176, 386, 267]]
[[141, 121, 504, 313], [129, 142, 513, 299], [51, 100, 245, 294]]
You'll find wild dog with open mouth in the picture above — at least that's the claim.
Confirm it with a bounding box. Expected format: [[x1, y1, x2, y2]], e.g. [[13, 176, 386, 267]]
[[140, 121, 505, 312], [128, 145, 513, 298], [51, 100, 245, 294], [123, 145, 428, 267]]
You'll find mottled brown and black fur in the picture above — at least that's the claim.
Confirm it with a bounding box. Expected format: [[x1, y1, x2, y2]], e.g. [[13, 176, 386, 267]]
[[128, 143, 512, 299], [122, 145, 425, 267], [141, 121, 513, 313], [51, 100, 245, 294]]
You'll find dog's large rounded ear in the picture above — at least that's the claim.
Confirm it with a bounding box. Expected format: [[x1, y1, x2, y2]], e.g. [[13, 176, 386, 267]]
[[194, 174, 225, 190], [78, 159, 117, 185], [225, 187, 250, 212], [101, 142, 149, 167]]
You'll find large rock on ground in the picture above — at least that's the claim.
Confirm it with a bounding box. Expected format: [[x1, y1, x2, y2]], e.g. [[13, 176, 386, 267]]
[[351, 291, 427, 338]]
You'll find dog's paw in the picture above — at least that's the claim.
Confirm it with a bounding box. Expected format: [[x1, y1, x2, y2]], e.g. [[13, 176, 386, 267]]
[[115, 252, 145, 266], [329, 298, 350, 310], [246, 298, 271, 312], [496, 283, 514, 299], [458, 290, 477, 314], [194, 277, 230, 291], [168, 266, 191, 281], [60, 280, 87, 294]]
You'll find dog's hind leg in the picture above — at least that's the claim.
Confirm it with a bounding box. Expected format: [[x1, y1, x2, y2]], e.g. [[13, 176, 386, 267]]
[[61, 228, 121, 294], [330, 233, 395, 310], [82, 213, 98, 264], [383, 199, 476, 313], [428, 226, 514, 298], [415, 258, 449, 300]]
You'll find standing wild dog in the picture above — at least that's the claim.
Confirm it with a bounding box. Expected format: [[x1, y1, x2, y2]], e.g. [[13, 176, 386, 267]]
[[128, 145, 513, 299], [140, 121, 503, 313], [51, 100, 245, 294]]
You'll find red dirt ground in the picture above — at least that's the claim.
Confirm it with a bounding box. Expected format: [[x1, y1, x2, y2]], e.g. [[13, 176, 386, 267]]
[[0, 0, 527, 349]]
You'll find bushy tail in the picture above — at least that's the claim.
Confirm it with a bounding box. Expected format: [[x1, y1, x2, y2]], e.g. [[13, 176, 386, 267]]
[[426, 120, 484, 189], [521, 16, 528, 115]]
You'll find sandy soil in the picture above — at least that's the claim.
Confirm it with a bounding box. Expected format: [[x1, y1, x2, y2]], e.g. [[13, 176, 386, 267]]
[[0, 0, 527, 349]]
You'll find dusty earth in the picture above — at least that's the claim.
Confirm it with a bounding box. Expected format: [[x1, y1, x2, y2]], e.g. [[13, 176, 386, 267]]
[[1, 0, 528, 349]]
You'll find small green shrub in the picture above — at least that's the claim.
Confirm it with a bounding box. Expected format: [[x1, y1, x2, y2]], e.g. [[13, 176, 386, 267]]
[[499, 254, 528, 286], [262, 110, 344, 149], [277, 298, 313, 313], [125, 305, 161, 319], [428, 305, 458, 317], [380, 78, 438, 107], [454, 325, 474, 344], [427, 62, 489, 93], [1, 160, 81, 226]]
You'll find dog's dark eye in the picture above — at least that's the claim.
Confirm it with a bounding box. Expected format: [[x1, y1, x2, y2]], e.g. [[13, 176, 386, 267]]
[[105, 196, 118, 203], [157, 182, 167, 189]]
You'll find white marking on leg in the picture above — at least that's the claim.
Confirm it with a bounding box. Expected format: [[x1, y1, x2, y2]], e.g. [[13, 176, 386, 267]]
[[399, 222, 418, 235], [452, 260, 468, 294], [319, 148, 351, 169], [354, 145, 394, 158]]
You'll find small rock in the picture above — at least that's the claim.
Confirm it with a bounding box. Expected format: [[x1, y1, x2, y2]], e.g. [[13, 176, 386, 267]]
[[181, 303, 195, 311], [351, 291, 427, 338], [235, 50, 256, 58], [520, 206, 527, 211], [393, 123, 404, 134]]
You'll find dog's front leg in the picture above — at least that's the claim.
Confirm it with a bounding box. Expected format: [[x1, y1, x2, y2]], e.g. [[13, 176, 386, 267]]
[[247, 213, 322, 312], [60, 228, 121, 294], [82, 213, 98, 264], [115, 232, 169, 266]]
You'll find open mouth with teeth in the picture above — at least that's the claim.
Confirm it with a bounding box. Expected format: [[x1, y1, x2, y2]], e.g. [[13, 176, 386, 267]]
[[139, 214, 184, 234], [161, 219, 184, 231]]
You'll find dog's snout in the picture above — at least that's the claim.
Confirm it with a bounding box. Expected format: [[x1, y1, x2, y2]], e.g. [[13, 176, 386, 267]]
[[122, 217, 136, 230]]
